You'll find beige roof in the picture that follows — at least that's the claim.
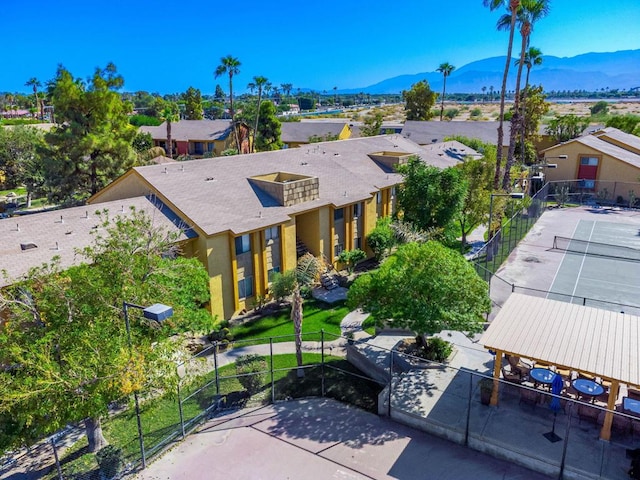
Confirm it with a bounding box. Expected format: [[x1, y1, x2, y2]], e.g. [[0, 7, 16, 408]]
[[281, 121, 348, 143], [481, 293, 640, 386], [99, 136, 460, 237], [0, 196, 192, 287], [573, 135, 640, 169], [139, 120, 233, 142]]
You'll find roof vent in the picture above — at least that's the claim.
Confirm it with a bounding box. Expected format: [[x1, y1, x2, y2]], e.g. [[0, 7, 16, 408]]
[[432, 139, 438, 143], [205, 177, 216, 182], [20, 242, 37, 251]]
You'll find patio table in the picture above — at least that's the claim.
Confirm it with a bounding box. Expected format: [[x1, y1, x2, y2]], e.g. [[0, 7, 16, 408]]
[[529, 368, 555, 389], [572, 379, 604, 402], [623, 397, 640, 417]]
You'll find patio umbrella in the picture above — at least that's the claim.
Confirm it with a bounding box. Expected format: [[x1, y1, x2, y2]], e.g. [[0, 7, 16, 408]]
[[544, 373, 564, 442]]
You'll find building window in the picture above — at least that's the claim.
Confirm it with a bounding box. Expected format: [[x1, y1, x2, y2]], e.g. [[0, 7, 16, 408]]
[[265, 226, 279, 242], [207, 142, 214, 152], [334, 243, 344, 257], [391, 187, 396, 199], [580, 157, 598, 166], [334, 208, 344, 221], [353, 203, 361, 218], [194, 142, 204, 155], [354, 237, 362, 250], [235, 234, 251, 255], [238, 276, 254, 299], [376, 192, 381, 204], [268, 266, 280, 283]]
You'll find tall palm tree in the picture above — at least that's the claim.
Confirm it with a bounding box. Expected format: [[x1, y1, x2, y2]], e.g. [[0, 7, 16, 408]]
[[25, 78, 42, 120], [159, 102, 180, 159], [500, 0, 549, 190], [215, 55, 241, 152], [281, 83, 292, 99], [248, 75, 269, 153], [290, 254, 322, 377], [522, 46, 543, 90], [437, 62, 456, 121], [483, 0, 521, 189]]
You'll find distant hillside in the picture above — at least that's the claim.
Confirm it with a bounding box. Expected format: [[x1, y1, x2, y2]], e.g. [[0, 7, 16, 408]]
[[340, 49, 640, 94]]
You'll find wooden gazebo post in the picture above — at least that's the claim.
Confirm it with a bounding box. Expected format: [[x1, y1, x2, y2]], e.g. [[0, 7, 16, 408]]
[[599, 379, 620, 441], [491, 350, 503, 406]]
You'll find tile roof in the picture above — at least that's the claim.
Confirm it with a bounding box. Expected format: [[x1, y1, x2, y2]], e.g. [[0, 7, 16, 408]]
[[113, 136, 464, 237], [280, 122, 348, 143], [0, 196, 191, 287], [139, 120, 233, 142]]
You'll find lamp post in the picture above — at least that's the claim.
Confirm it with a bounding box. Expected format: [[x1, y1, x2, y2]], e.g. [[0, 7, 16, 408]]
[[123, 302, 173, 470]]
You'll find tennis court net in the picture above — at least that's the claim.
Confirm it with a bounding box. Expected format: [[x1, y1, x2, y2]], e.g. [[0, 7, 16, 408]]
[[552, 235, 640, 262]]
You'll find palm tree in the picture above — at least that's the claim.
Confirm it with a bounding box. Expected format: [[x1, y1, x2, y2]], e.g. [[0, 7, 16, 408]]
[[500, 0, 549, 190], [522, 46, 543, 90], [483, 0, 521, 189], [215, 55, 242, 152], [482, 86, 487, 102], [25, 78, 42, 120], [248, 76, 269, 153], [159, 102, 180, 158], [437, 62, 456, 121], [281, 83, 292, 99], [333, 86, 338, 106]]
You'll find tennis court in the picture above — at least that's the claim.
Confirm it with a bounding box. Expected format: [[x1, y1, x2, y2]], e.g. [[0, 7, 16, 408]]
[[548, 219, 640, 313]]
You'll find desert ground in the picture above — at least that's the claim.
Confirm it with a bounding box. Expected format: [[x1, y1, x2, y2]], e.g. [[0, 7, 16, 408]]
[[341, 100, 640, 123]]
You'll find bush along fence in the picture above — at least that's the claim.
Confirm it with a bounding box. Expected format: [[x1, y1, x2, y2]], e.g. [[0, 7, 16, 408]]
[[547, 180, 640, 208], [471, 182, 549, 281], [0, 331, 382, 480]]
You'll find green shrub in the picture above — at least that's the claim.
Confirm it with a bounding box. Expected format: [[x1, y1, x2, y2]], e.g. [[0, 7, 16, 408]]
[[470, 108, 482, 118], [444, 108, 459, 120], [590, 101, 609, 116], [235, 354, 267, 395], [95, 445, 123, 479], [129, 114, 162, 126], [338, 249, 366, 273], [424, 337, 453, 362]]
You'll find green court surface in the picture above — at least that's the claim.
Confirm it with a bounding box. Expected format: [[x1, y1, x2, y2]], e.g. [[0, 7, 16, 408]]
[[548, 219, 640, 314]]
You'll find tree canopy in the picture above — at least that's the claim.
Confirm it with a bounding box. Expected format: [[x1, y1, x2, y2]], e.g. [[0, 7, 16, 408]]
[[402, 80, 437, 121], [396, 157, 467, 237], [0, 126, 45, 204], [44, 63, 137, 203], [183, 86, 203, 120], [0, 208, 212, 453], [546, 114, 589, 142], [347, 241, 490, 337]]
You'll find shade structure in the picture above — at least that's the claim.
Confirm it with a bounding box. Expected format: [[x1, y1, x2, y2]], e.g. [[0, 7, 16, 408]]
[[481, 293, 639, 441]]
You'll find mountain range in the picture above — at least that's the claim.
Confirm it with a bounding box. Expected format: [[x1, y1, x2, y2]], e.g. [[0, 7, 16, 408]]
[[340, 49, 640, 95]]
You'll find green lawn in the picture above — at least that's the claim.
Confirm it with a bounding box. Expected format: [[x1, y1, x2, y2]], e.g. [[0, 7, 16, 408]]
[[230, 299, 350, 344], [50, 353, 380, 478]]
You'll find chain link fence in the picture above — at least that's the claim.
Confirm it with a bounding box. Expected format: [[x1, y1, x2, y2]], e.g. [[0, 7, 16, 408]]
[[3, 333, 639, 479]]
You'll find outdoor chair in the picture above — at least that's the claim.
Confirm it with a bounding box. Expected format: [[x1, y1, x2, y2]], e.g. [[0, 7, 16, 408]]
[[628, 388, 640, 401], [506, 355, 532, 378], [501, 365, 522, 384]]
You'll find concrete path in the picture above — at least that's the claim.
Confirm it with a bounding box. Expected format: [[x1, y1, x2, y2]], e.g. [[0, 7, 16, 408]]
[[135, 397, 550, 480]]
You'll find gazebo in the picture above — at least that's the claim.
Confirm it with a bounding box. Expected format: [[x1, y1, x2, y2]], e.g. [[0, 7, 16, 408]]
[[481, 293, 640, 441]]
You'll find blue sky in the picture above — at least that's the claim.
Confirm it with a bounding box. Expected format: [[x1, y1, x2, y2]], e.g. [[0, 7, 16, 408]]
[[4, 0, 639, 94]]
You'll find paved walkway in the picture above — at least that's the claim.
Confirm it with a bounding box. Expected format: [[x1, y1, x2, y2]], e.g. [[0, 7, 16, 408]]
[[135, 397, 550, 480]]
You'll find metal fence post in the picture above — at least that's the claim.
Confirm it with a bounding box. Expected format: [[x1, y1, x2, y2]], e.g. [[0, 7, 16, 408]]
[[270, 338, 275, 404], [213, 342, 220, 395], [51, 438, 63, 480], [321, 329, 325, 397], [387, 350, 394, 417], [465, 371, 473, 446], [177, 381, 185, 439]]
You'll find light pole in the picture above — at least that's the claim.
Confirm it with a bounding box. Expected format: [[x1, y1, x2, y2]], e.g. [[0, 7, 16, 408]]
[[123, 302, 173, 470]]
